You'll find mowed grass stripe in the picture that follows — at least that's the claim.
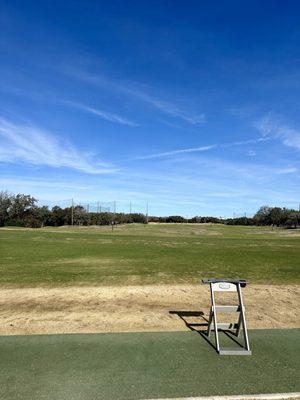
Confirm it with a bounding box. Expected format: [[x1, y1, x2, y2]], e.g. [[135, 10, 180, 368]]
[[0, 329, 299, 400], [1, 224, 300, 286]]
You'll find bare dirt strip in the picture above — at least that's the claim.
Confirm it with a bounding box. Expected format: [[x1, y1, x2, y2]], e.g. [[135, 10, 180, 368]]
[[0, 284, 299, 335]]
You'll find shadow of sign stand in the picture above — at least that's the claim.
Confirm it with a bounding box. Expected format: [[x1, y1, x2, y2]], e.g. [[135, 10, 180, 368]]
[[202, 278, 251, 355]]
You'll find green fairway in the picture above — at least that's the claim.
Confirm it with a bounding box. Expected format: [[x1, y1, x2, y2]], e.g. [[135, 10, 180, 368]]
[[0, 329, 299, 400], [1, 224, 300, 286]]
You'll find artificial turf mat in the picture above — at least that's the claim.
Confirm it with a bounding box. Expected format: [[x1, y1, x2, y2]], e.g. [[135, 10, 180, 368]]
[[0, 329, 299, 400]]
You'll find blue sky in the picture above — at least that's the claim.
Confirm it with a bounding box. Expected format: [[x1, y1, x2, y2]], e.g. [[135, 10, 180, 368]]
[[0, 0, 300, 216]]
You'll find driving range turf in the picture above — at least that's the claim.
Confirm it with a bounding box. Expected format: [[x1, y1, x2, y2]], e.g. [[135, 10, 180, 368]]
[[0, 329, 299, 400], [0, 224, 299, 399], [1, 224, 300, 286]]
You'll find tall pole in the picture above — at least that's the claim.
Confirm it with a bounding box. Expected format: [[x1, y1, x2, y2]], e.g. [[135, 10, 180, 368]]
[[146, 202, 149, 224], [130, 201, 132, 214], [97, 201, 100, 213], [112, 201, 116, 231], [71, 198, 74, 226]]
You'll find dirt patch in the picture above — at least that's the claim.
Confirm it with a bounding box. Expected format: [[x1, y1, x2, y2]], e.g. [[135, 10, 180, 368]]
[[0, 284, 299, 335], [45, 257, 117, 266]]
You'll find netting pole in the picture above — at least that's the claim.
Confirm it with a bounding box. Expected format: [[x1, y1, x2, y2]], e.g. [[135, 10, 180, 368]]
[[71, 198, 74, 226], [112, 201, 116, 231], [146, 202, 149, 224]]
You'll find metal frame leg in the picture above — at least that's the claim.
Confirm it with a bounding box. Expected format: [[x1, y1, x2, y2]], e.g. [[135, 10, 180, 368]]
[[237, 283, 251, 352], [210, 285, 220, 353]]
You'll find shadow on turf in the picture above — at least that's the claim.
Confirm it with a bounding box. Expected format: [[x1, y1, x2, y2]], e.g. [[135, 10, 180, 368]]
[[169, 310, 244, 352]]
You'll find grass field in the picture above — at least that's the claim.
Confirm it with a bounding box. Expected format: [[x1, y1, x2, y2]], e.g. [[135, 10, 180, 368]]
[[1, 223, 300, 286], [1, 224, 299, 399], [0, 329, 299, 400]]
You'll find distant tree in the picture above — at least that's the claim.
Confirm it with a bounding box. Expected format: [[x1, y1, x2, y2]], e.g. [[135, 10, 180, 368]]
[[225, 217, 254, 226], [165, 216, 186, 223], [285, 213, 299, 229], [254, 206, 272, 225], [8, 193, 37, 224], [46, 206, 66, 226], [23, 205, 50, 228], [73, 205, 87, 225], [269, 207, 285, 226], [0, 191, 13, 226]]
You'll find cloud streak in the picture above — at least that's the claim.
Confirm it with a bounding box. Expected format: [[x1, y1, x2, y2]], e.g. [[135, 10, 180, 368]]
[[0, 117, 116, 174], [137, 145, 216, 160], [129, 91, 205, 125], [255, 115, 300, 151], [135, 138, 267, 160], [63, 100, 137, 127], [63, 67, 205, 125]]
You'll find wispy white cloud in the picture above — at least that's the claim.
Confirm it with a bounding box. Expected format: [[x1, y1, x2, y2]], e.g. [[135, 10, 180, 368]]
[[136, 145, 216, 160], [158, 120, 185, 130], [135, 138, 266, 160], [63, 67, 205, 125], [130, 91, 205, 125], [275, 167, 298, 174], [0, 117, 116, 174], [0, 76, 138, 127], [63, 100, 137, 127], [255, 114, 300, 151]]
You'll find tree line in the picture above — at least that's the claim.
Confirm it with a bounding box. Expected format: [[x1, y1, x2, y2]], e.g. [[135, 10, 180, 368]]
[[0, 192, 147, 227], [0, 192, 299, 228]]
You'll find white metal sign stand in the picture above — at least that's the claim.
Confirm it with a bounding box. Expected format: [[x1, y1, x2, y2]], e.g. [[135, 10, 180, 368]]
[[202, 279, 251, 355]]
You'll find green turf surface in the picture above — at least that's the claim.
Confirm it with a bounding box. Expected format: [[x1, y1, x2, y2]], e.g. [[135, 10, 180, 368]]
[[1, 224, 300, 286], [0, 329, 299, 400]]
